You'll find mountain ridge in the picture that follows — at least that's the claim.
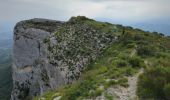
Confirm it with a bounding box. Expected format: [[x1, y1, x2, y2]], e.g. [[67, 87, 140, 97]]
[[11, 16, 170, 100], [11, 16, 119, 100]]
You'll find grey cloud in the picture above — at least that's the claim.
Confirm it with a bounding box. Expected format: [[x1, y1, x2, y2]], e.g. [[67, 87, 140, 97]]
[[0, 0, 170, 31]]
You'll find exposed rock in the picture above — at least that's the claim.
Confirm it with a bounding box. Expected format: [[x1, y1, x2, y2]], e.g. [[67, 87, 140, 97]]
[[53, 96, 61, 100], [11, 16, 119, 100]]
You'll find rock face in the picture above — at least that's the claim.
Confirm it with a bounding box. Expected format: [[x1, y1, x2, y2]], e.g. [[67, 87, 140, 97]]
[[11, 16, 119, 100]]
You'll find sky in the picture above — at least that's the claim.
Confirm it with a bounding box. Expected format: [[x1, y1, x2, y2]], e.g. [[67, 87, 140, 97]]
[[0, 0, 170, 35]]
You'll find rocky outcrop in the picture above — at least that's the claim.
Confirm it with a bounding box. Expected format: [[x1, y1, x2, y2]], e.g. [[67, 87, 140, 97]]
[[11, 16, 119, 100]]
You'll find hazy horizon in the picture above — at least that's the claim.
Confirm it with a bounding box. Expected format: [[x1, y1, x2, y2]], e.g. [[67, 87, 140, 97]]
[[0, 0, 170, 35]]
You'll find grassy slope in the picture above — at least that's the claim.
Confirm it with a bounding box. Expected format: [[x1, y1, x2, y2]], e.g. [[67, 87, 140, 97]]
[[34, 17, 170, 100]]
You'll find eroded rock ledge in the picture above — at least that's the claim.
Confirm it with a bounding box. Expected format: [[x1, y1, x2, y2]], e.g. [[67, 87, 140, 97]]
[[11, 16, 121, 100]]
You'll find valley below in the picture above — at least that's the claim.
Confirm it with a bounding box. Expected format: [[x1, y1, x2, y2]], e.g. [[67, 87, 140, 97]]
[[0, 34, 13, 100]]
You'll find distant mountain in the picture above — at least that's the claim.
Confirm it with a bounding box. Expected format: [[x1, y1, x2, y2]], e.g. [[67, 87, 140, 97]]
[[96, 17, 170, 36], [132, 23, 170, 35], [0, 31, 12, 40], [0, 32, 13, 49]]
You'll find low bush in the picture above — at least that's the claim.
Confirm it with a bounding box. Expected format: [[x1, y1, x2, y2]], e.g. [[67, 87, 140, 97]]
[[137, 46, 154, 57], [128, 56, 143, 68], [137, 66, 170, 100], [116, 60, 128, 67], [104, 93, 113, 100], [164, 84, 170, 99]]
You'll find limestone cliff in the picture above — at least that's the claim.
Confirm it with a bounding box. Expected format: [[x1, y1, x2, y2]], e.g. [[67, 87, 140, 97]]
[[11, 16, 120, 100]]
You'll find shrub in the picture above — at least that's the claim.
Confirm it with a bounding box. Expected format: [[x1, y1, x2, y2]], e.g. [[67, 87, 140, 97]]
[[137, 46, 154, 57], [120, 32, 134, 45], [164, 84, 170, 99], [116, 60, 128, 67], [93, 88, 103, 97], [127, 43, 135, 48], [134, 34, 144, 41], [128, 56, 143, 68], [43, 38, 50, 43], [124, 67, 136, 76], [118, 78, 128, 84], [104, 80, 117, 89], [104, 93, 113, 100], [137, 66, 170, 100]]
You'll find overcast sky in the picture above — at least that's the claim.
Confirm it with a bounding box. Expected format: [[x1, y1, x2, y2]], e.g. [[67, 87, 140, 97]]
[[0, 0, 170, 34]]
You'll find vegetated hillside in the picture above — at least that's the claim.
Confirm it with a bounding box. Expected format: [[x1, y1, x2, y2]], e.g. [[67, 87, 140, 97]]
[[34, 17, 170, 100], [12, 16, 120, 100]]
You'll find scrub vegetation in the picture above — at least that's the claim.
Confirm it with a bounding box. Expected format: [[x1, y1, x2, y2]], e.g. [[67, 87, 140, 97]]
[[32, 16, 170, 100]]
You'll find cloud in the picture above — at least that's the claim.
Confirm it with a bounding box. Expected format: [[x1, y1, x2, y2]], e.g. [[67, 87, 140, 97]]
[[0, 0, 69, 21], [81, 0, 170, 21], [0, 0, 170, 26]]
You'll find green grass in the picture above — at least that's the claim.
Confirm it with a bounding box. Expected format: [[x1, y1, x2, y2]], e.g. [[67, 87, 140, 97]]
[[35, 35, 143, 100], [34, 17, 170, 100], [135, 29, 170, 100], [137, 54, 170, 100], [104, 93, 113, 100]]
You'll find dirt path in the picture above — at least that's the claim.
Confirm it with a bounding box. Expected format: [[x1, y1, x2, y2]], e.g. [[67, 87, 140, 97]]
[[105, 68, 143, 100], [126, 68, 143, 99], [104, 48, 144, 100]]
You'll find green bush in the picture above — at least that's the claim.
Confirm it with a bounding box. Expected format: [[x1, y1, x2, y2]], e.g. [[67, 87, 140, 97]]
[[104, 93, 113, 100], [137, 66, 170, 100], [164, 84, 170, 99], [93, 88, 103, 97], [137, 46, 154, 57], [61, 80, 96, 100], [124, 67, 136, 76], [128, 56, 143, 68], [116, 60, 128, 67], [121, 32, 134, 45], [104, 80, 117, 89], [127, 43, 135, 48], [43, 38, 50, 43]]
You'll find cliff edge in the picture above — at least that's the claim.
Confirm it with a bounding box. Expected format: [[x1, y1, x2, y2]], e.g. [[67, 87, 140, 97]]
[[11, 16, 119, 100]]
